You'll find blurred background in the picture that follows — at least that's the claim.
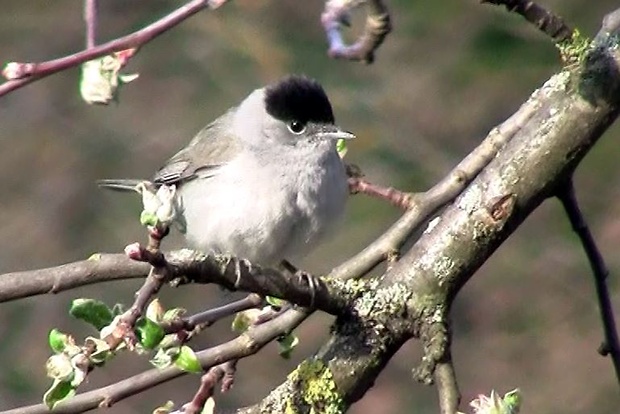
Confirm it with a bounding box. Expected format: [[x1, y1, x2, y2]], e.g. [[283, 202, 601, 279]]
[[1, 0, 619, 413]]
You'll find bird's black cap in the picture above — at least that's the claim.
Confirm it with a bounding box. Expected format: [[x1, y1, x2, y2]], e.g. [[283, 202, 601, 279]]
[[264, 75, 335, 125]]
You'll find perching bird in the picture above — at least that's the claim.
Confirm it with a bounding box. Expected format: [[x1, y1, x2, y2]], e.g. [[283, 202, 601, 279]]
[[99, 75, 354, 266]]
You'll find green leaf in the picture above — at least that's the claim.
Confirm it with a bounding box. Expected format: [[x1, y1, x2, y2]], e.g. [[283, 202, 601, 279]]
[[336, 138, 348, 158], [265, 296, 285, 308], [146, 299, 165, 323], [150, 347, 178, 369], [87, 253, 101, 261], [277, 333, 299, 359], [84, 337, 112, 365], [43, 379, 76, 409], [174, 345, 202, 373], [48, 329, 69, 353], [69, 298, 114, 331], [502, 389, 522, 414], [158, 334, 180, 350], [136, 318, 166, 350], [162, 307, 186, 322], [231, 312, 251, 333], [152, 400, 175, 414], [140, 211, 159, 227], [45, 354, 74, 381]]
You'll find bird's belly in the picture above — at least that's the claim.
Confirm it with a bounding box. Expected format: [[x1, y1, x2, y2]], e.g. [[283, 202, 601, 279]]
[[176, 167, 347, 266], [177, 184, 284, 265]]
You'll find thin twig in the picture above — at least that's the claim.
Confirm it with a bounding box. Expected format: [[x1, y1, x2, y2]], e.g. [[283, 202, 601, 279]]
[[321, 0, 391, 63], [481, 0, 573, 43], [182, 367, 222, 414], [348, 176, 414, 210], [98, 226, 171, 350], [84, 0, 97, 49], [556, 180, 620, 385], [103, 237, 171, 349], [0, 0, 212, 97], [162, 294, 265, 333], [220, 360, 237, 392], [434, 359, 461, 414]]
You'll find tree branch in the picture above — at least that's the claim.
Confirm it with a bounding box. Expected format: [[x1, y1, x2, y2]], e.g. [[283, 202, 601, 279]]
[[322, 0, 392, 63], [348, 177, 414, 210], [170, 252, 351, 315], [0, 254, 149, 303], [181, 363, 232, 414], [382, 11, 620, 394], [161, 294, 264, 334], [4, 308, 311, 414], [434, 359, 460, 414], [0, 250, 351, 315], [481, 0, 573, 43], [556, 180, 620, 384], [0, 0, 213, 97], [84, 0, 97, 49]]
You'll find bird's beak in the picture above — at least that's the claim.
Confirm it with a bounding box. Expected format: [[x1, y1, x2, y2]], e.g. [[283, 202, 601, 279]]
[[317, 126, 356, 141]]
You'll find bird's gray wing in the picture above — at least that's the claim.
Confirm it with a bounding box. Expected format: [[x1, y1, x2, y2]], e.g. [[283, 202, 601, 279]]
[[153, 109, 241, 186]]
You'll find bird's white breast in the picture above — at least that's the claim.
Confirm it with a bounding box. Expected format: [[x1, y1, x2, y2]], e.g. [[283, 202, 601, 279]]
[[177, 145, 348, 266]]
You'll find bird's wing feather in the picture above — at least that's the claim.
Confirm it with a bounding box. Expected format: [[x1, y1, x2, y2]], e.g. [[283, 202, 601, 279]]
[[153, 109, 241, 185]]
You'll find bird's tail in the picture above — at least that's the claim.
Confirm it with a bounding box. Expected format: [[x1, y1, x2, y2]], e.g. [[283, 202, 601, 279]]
[[97, 179, 149, 192]]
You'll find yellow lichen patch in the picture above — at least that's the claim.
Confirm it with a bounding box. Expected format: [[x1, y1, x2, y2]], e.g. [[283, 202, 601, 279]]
[[286, 359, 344, 414]]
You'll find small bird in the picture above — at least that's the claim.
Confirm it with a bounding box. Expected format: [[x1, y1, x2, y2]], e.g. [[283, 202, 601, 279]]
[[99, 75, 354, 266]]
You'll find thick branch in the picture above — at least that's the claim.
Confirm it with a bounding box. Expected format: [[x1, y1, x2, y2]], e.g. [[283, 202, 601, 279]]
[[379, 13, 620, 393], [169, 252, 350, 315], [0, 251, 348, 314], [0, 254, 149, 303], [386, 29, 620, 299]]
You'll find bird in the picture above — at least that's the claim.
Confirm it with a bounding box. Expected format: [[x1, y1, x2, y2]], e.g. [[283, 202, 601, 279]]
[[99, 75, 354, 267]]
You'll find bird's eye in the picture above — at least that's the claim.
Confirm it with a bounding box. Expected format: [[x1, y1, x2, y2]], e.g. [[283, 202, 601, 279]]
[[288, 120, 306, 135]]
